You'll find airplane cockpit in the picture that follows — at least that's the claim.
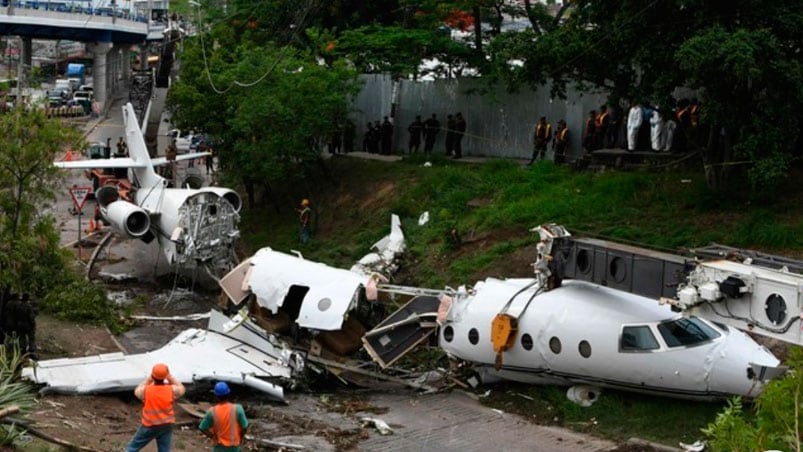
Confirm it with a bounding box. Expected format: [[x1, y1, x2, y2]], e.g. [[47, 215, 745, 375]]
[[620, 317, 724, 352]]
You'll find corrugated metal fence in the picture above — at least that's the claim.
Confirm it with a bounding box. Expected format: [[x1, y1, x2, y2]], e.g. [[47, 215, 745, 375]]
[[351, 74, 610, 160]]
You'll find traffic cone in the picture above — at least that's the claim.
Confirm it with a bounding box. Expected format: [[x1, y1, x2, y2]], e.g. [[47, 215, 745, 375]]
[[64, 149, 73, 161]]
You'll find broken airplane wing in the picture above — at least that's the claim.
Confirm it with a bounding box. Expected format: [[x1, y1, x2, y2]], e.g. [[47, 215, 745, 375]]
[[22, 311, 300, 401]]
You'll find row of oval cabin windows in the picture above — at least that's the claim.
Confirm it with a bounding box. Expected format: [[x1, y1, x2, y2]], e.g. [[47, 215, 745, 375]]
[[441, 316, 722, 359]]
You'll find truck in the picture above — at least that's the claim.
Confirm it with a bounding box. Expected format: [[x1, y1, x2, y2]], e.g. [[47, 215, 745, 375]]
[[66, 63, 86, 91]]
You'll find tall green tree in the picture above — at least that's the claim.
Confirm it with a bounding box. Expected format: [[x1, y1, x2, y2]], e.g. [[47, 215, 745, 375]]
[[168, 4, 360, 208], [0, 107, 82, 295], [486, 0, 803, 195]]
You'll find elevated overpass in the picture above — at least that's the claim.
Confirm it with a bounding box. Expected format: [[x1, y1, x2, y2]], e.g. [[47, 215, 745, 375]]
[[0, 3, 154, 109]]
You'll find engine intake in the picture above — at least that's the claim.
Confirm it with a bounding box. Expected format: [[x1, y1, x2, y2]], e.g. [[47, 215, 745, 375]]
[[103, 200, 151, 238], [200, 187, 242, 213]]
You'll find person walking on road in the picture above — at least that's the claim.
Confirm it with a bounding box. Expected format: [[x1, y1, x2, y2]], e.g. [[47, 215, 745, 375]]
[[126, 363, 186, 452], [199, 382, 249, 452]]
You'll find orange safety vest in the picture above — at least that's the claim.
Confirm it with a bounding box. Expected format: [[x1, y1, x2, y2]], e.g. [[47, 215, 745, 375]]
[[556, 128, 568, 142], [595, 111, 609, 128], [690, 104, 700, 127], [535, 122, 551, 140], [210, 402, 243, 447], [141, 384, 175, 427]]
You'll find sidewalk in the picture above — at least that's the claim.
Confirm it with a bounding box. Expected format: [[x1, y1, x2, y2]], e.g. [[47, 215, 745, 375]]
[[337, 150, 530, 166]]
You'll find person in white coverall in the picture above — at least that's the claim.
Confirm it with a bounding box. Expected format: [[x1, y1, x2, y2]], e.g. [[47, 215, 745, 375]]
[[663, 117, 676, 152], [627, 101, 642, 152], [650, 107, 665, 152]]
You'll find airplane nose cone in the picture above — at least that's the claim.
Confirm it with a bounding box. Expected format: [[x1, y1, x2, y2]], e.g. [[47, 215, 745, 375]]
[[708, 328, 781, 398]]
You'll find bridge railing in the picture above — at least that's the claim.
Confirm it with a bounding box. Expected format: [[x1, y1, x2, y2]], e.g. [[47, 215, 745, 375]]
[[2, 2, 148, 23]]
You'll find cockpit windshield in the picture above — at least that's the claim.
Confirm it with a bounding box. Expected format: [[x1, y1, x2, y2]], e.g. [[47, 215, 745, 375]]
[[658, 317, 721, 348]]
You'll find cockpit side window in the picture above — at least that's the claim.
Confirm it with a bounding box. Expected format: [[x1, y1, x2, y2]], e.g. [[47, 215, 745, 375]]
[[620, 325, 659, 351], [657, 317, 721, 348]]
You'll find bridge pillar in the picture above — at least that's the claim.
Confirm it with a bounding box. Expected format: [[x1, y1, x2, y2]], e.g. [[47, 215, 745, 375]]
[[21, 37, 32, 71], [89, 42, 113, 110]]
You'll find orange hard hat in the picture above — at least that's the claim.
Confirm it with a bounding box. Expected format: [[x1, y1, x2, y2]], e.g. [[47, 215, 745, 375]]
[[151, 363, 169, 380], [301, 198, 310, 207]]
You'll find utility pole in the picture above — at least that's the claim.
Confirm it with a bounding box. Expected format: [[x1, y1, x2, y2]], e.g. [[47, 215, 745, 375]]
[[15, 37, 23, 108]]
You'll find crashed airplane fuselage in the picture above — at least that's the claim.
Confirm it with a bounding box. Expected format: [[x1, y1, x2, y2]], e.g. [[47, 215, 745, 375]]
[[54, 102, 242, 274], [438, 277, 780, 400]]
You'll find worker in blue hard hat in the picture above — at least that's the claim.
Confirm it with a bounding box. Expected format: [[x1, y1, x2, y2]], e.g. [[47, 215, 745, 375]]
[[199, 382, 249, 451]]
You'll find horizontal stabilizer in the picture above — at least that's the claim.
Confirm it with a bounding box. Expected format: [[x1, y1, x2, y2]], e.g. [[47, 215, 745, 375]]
[[54, 158, 149, 169], [151, 151, 211, 166]]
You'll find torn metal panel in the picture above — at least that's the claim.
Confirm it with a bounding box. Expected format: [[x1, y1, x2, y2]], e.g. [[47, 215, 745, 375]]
[[246, 248, 365, 331], [351, 214, 405, 277], [219, 257, 253, 304], [22, 311, 295, 401], [363, 296, 440, 368]]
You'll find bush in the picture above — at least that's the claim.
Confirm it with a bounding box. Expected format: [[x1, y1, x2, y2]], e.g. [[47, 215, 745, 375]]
[[41, 278, 116, 326]]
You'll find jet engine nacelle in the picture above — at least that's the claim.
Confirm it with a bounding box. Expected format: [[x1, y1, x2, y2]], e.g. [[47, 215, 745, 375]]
[[103, 200, 151, 238], [200, 187, 242, 213]]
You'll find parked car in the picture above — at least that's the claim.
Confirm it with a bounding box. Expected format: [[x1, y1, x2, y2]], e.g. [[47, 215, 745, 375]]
[[167, 128, 195, 153]]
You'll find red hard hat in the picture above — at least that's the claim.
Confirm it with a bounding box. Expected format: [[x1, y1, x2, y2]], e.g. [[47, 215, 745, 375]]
[[151, 363, 169, 380]]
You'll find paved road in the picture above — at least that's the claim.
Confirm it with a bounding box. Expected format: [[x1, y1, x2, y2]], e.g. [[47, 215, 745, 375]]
[[359, 391, 616, 452]]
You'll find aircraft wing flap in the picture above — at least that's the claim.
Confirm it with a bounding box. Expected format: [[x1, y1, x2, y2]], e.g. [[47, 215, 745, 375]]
[[54, 157, 149, 169]]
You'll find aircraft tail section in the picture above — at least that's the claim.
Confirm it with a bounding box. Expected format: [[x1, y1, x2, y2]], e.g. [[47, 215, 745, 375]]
[[122, 102, 161, 189]]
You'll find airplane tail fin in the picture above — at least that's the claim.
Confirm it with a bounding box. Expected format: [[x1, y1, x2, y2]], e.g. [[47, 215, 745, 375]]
[[122, 103, 161, 189]]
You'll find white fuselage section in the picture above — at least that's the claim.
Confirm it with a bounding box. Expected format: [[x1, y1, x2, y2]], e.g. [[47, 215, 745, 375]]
[[440, 278, 779, 399]]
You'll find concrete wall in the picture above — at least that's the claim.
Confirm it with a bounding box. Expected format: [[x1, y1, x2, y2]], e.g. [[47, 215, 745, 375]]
[[351, 74, 611, 160]]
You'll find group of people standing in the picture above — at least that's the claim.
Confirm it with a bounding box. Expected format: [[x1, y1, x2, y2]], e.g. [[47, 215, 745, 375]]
[[361, 112, 467, 157], [406, 112, 467, 158], [362, 117, 395, 155], [625, 98, 700, 153], [529, 116, 570, 165], [582, 105, 621, 152]]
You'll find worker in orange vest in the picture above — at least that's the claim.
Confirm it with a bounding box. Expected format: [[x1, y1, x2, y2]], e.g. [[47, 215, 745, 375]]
[[126, 363, 186, 452], [528, 116, 552, 165], [552, 120, 569, 164], [594, 105, 611, 150], [199, 382, 249, 451], [296, 198, 312, 243]]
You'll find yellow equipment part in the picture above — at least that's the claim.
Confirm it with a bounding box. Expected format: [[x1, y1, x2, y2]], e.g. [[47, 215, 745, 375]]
[[491, 313, 518, 370]]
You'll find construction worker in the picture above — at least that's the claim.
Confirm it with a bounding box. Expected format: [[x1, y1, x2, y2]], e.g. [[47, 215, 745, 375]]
[[126, 363, 186, 452], [595, 105, 610, 150], [552, 120, 569, 164], [199, 382, 249, 451], [297, 199, 312, 244], [529, 116, 552, 165]]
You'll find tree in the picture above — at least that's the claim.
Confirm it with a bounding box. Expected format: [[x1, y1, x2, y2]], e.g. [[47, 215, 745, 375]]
[[485, 0, 803, 195], [0, 107, 83, 296], [168, 10, 360, 209]]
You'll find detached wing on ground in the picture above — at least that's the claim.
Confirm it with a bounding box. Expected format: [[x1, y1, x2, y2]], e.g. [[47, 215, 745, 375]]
[[22, 310, 299, 401]]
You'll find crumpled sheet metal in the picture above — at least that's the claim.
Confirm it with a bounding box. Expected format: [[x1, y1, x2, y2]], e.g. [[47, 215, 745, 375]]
[[350, 214, 405, 277], [247, 248, 365, 331], [22, 310, 293, 400]]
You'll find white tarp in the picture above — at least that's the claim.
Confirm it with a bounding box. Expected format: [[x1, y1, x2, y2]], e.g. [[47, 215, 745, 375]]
[[247, 248, 365, 331], [22, 310, 295, 401]]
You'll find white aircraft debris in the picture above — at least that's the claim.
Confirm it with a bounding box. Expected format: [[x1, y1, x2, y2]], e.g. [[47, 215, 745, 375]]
[[22, 310, 299, 401], [350, 214, 405, 277]]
